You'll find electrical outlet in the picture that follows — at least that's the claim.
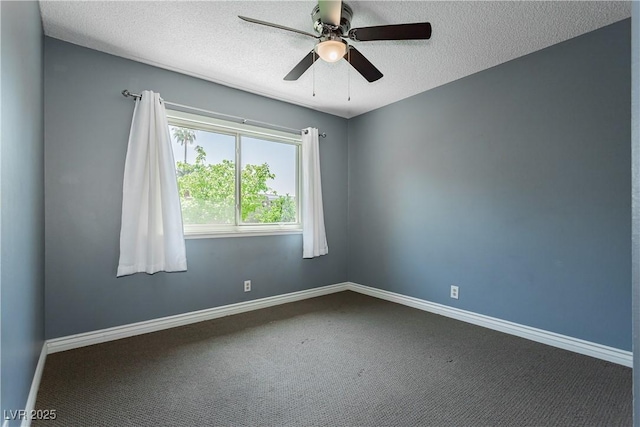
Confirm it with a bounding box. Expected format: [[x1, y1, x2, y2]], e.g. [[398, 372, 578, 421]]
[[244, 280, 251, 292], [450, 285, 459, 299]]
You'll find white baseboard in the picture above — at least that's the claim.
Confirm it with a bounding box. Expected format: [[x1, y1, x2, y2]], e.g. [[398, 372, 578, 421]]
[[45, 280, 631, 367], [345, 282, 632, 367], [47, 282, 349, 354], [18, 343, 47, 427]]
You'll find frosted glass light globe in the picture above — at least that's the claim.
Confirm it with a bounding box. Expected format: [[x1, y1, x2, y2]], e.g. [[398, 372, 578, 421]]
[[315, 40, 347, 63]]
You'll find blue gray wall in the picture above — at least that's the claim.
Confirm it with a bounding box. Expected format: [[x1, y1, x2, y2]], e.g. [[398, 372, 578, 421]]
[[44, 38, 348, 339], [1, 0, 45, 417], [631, 2, 639, 424], [348, 20, 632, 350]]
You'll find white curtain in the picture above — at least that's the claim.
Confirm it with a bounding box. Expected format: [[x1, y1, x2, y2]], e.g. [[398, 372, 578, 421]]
[[117, 90, 187, 277], [302, 127, 329, 258]]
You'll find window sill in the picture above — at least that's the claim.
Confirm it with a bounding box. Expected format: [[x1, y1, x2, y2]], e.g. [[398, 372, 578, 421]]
[[184, 228, 302, 239]]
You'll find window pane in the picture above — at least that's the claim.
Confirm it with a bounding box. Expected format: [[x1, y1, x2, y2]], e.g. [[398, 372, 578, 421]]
[[240, 137, 297, 224], [170, 126, 236, 225]]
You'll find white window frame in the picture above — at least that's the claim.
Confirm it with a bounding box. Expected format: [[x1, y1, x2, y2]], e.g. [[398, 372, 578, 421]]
[[166, 109, 303, 239]]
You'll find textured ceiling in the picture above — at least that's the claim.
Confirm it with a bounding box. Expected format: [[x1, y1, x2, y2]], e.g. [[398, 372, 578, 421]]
[[40, 1, 631, 118]]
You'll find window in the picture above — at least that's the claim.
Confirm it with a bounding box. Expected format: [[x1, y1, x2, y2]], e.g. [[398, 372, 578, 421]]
[[167, 110, 301, 238]]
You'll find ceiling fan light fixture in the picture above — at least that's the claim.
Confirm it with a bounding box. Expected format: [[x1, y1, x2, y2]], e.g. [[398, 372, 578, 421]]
[[315, 39, 347, 63]]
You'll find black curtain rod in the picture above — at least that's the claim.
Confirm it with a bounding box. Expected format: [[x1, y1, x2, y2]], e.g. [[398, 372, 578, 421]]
[[121, 90, 327, 138]]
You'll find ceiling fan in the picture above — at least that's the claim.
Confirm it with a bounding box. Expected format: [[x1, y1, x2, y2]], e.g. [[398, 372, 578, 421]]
[[239, 0, 432, 83]]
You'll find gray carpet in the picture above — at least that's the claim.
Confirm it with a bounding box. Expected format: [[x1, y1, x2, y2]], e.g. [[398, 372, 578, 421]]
[[34, 291, 631, 426]]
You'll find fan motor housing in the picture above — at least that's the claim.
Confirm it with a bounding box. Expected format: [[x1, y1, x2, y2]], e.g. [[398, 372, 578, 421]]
[[312, 2, 353, 36]]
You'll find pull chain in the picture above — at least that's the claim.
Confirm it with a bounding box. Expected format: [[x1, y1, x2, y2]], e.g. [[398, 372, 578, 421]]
[[347, 47, 351, 102], [312, 50, 316, 97]]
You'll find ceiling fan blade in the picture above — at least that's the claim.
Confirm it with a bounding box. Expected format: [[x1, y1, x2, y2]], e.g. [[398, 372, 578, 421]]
[[239, 16, 319, 39], [318, 0, 342, 27], [284, 51, 318, 81], [349, 22, 432, 41], [344, 47, 383, 83]]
